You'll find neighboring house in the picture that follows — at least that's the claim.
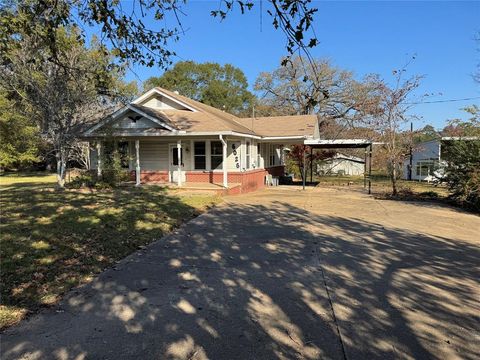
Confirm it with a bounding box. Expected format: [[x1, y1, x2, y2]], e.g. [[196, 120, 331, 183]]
[[82, 87, 320, 193], [317, 153, 365, 176], [402, 137, 478, 181]]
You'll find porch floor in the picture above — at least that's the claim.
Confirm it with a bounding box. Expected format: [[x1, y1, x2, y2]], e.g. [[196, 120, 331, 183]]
[[163, 182, 242, 191]]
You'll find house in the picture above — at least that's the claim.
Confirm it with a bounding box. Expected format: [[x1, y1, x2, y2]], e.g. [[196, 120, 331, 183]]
[[82, 87, 320, 194], [317, 153, 365, 176], [402, 137, 479, 181]]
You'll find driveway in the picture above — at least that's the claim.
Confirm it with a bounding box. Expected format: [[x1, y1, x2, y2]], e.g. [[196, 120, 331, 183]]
[[2, 187, 479, 360]]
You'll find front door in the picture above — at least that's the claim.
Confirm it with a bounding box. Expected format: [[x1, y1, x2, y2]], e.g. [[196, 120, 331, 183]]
[[169, 144, 186, 183]]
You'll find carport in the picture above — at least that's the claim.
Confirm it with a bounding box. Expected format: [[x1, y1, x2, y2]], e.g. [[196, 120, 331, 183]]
[[302, 139, 373, 193]]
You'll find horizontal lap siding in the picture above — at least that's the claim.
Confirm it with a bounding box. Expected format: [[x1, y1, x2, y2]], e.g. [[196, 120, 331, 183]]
[[139, 142, 168, 170]]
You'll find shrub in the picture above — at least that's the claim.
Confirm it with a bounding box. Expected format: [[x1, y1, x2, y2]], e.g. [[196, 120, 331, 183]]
[[442, 140, 480, 211]]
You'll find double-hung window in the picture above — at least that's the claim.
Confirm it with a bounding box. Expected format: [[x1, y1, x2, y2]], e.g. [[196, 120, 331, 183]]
[[194, 142, 206, 170], [246, 141, 251, 169], [211, 141, 223, 169]]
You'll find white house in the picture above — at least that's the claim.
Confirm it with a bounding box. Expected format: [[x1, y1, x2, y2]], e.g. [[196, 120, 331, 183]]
[[403, 137, 479, 181], [81, 87, 320, 194], [317, 153, 365, 176]]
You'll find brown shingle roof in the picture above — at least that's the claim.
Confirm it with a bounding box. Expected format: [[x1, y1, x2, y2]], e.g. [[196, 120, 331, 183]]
[[154, 87, 255, 134], [236, 115, 317, 137]]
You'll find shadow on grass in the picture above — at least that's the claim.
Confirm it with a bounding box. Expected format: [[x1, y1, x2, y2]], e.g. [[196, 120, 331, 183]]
[[0, 182, 208, 329], [2, 199, 479, 359]]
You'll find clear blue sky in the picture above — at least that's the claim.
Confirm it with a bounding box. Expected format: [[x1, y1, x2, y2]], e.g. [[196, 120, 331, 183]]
[[125, 1, 480, 130]]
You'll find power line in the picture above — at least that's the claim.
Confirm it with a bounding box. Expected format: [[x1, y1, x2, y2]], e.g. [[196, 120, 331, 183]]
[[406, 96, 480, 105]]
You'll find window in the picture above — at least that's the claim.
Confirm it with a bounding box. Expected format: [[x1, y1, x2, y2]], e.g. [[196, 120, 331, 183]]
[[246, 141, 251, 169], [194, 142, 206, 170], [269, 144, 276, 167], [257, 144, 261, 168], [171, 147, 183, 166], [415, 160, 438, 177], [211, 141, 223, 169]]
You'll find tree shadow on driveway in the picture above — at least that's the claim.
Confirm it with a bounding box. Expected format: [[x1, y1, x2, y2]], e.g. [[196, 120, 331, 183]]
[[2, 200, 479, 360]]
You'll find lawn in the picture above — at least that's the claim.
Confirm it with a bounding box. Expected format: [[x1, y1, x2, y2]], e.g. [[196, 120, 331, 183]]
[[0, 173, 221, 330]]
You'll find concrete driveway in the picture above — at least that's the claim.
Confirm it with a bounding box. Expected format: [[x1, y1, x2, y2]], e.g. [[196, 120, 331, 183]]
[[2, 187, 479, 360]]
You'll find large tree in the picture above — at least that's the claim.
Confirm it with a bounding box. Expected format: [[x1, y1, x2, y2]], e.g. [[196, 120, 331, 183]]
[[254, 57, 380, 125], [144, 61, 254, 114], [0, 26, 134, 187]]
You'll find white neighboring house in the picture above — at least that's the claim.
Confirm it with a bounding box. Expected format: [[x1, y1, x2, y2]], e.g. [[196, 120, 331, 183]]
[[403, 137, 479, 181], [317, 153, 365, 176]]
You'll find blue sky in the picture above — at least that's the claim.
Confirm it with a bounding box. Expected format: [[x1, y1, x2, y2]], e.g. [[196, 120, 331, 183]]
[[125, 1, 480, 130]]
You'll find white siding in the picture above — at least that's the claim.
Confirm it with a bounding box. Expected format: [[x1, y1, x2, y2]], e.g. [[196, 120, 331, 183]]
[[141, 95, 190, 111], [138, 141, 169, 170]]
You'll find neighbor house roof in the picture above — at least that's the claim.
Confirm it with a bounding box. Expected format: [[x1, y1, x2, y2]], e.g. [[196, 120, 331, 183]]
[[83, 87, 319, 139]]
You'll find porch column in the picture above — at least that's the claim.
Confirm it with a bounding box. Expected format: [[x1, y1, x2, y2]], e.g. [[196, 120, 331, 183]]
[[135, 140, 141, 186], [177, 140, 182, 187], [220, 135, 228, 188], [96, 141, 102, 178]]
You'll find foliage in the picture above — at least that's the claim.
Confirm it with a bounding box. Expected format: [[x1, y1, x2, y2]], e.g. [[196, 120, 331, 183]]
[[441, 116, 480, 211], [0, 91, 41, 169], [0, 26, 131, 187], [442, 105, 480, 137], [1, 0, 319, 69], [363, 62, 424, 195], [414, 124, 439, 143], [0, 173, 220, 329], [144, 61, 254, 114], [286, 145, 334, 180], [254, 56, 380, 123]]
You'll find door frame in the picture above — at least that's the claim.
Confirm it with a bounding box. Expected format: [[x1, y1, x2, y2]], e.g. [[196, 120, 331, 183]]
[[168, 143, 186, 183]]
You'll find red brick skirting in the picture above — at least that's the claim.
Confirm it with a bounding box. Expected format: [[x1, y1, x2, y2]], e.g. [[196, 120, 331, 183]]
[[131, 169, 268, 194]]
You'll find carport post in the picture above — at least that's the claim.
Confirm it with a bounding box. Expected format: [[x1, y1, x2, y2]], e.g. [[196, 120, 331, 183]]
[[368, 143, 372, 194], [302, 147, 306, 190], [363, 147, 367, 189]]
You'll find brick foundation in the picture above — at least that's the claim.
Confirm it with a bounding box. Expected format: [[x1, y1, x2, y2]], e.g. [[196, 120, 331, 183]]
[[132, 169, 268, 194]]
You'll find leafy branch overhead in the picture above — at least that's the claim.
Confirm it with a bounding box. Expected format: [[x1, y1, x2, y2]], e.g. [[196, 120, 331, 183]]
[[1, 0, 319, 69]]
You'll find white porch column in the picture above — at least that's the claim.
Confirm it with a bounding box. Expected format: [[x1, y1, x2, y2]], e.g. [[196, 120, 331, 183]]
[[96, 141, 102, 177], [177, 140, 182, 187], [135, 140, 141, 186], [220, 135, 228, 188]]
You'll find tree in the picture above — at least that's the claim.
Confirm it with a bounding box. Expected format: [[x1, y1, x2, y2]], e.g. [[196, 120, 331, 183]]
[[144, 61, 254, 114], [0, 91, 41, 169], [364, 66, 423, 195], [0, 0, 319, 70], [0, 27, 132, 187], [254, 57, 380, 127], [441, 112, 480, 211]]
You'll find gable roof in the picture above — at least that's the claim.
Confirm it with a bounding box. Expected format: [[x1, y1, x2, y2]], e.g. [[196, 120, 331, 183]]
[[83, 87, 318, 139]]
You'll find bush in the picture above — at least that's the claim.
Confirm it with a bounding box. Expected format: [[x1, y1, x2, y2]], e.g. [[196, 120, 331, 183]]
[[66, 173, 96, 189], [442, 140, 480, 211]]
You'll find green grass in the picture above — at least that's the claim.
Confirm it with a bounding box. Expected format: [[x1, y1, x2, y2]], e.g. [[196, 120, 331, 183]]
[[0, 173, 221, 330]]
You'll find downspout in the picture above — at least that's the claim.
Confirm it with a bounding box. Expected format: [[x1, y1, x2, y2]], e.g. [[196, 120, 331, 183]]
[[219, 135, 228, 188]]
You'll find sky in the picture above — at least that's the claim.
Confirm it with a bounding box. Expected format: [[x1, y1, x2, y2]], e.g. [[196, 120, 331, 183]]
[[124, 0, 480, 130]]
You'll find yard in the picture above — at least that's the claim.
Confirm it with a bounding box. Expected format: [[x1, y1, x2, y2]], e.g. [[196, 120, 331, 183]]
[[0, 173, 221, 330], [313, 174, 450, 198]]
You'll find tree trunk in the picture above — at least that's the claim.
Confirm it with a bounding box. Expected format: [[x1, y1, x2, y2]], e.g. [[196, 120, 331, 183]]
[[56, 148, 67, 188]]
